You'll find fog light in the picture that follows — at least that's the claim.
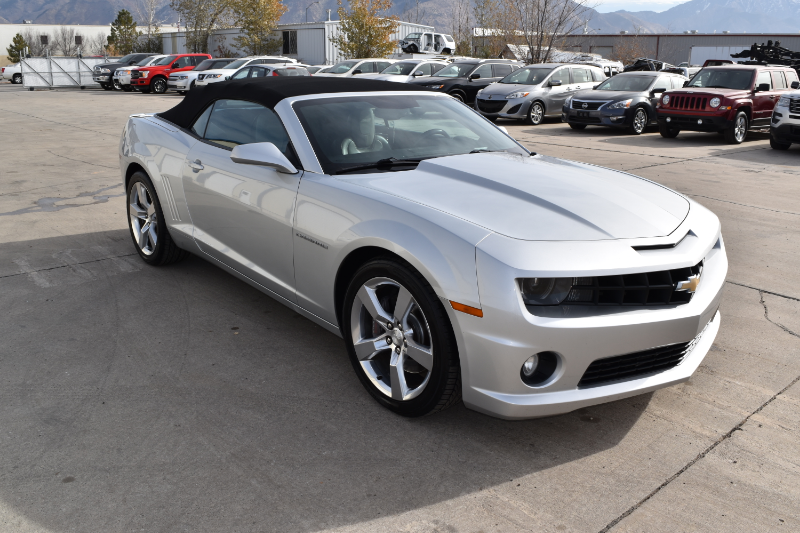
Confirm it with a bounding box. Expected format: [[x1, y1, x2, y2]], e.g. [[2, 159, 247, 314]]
[[697, 119, 703, 124], [520, 351, 560, 387], [666, 117, 671, 122]]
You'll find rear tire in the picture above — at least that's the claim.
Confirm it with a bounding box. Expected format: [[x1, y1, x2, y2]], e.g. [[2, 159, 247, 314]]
[[724, 111, 748, 144], [569, 122, 587, 130], [12, 74, 22, 84], [659, 123, 680, 138], [126, 171, 188, 266], [770, 136, 791, 150], [408, 44, 418, 53], [342, 258, 461, 417]]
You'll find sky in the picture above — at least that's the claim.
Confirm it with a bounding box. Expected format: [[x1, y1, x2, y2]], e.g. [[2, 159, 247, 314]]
[[594, 0, 686, 13]]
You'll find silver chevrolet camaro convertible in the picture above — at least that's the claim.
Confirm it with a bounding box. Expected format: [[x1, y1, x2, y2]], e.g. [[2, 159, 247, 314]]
[[119, 78, 727, 419]]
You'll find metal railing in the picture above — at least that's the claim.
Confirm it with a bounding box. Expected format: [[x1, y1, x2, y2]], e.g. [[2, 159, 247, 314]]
[[21, 52, 108, 90]]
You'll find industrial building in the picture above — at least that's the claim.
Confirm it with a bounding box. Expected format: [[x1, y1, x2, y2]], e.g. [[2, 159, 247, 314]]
[[162, 20, 434, 65], [559, 32, 800, 66]]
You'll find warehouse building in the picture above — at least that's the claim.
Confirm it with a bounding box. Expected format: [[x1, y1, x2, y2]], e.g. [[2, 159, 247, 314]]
[[559, 32, 800, 66], [162, 19, 434, 65]]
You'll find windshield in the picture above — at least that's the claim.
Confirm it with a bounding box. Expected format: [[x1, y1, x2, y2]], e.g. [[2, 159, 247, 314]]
[[687, 69, 754, 90], [224, 59, 248, 69], [293, 94, 527, 174], [327, 60, 359, 74], [136, 56, 156, 66], [118, 54, 137, 63], [499, 67, 552, 85], [155, 55, 177, 66], [381, 62, 419, 75], [434, 63, 476, 78], [595, 75, 653, 91], [405, 33, 421, 39]]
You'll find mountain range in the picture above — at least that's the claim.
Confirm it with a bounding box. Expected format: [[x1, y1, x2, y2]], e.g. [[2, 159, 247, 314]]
[[1, 0, 797, 35]]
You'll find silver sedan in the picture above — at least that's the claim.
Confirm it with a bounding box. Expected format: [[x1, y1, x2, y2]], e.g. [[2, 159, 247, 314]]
[[119, 79, 727, 419]]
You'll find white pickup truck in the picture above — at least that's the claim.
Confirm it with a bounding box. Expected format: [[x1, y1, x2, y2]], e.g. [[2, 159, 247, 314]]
[[2, 63, 22, 84]]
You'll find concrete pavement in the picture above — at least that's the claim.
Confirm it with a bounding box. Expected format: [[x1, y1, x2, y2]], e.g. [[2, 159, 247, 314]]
[[0, 85, 797, 533]]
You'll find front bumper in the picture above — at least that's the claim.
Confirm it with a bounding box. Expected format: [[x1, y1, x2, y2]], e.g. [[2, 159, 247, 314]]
[[131, 78, 151, 86], [93, 75, 110, 82], [168, 81, 189, 90], [562, 104, 631, 128], [657, 110, 729, 131], [770, 109, 800, 143], [456, 204, 727, 419], [475, 97, 532, 119]]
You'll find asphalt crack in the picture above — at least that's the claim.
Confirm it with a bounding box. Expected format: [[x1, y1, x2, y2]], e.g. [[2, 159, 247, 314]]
[[0, 107, 111, 136], [1, 253, 137, 280], [599, 284, 800, 532], [727, 281, 800, 303], [687, 194, 800, 216], [47, 150, 118, 170]]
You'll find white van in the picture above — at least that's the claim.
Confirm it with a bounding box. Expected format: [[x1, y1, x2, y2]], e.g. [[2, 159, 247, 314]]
[[399, 33, 456, 55]]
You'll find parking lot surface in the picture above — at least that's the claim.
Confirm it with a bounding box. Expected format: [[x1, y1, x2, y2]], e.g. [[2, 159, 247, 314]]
[[0, 84, 798, 533]]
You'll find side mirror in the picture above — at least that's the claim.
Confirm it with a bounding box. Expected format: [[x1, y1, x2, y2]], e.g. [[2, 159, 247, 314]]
[[651, 87, 666, 95], [469, 73, 480, 80], [230, 143, 298, 174], [549, 79, 562, 86], [352, 69, 362, 75], [413, 70, 424, 77], [792, 81, 800, 89], [756, 83, 770, 92], [171, 63, 178, 69]]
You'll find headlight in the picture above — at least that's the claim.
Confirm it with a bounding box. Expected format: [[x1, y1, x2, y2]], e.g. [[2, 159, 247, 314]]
[[709, 97, 721, 108], [506, 91, 529, 99], [519, 278, 573, 306], [428, 84, 445, 89], [100, 68, 111, 74], [607, 99, 632, 109], [140, 71, 149, 77], [176, 75, 188, 80], [564, 95, 573, 106], [206, 74, 222, 79], [662, 94, 670, 105], [778, 95, 791, 107]]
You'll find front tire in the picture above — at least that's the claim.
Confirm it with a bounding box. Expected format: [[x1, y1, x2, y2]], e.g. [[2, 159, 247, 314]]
[[126, 171, 188, 266], [770, 136, 791, 150], [724, 111, 748, 144], [342, 258, 461, 417], [101, 83, 113, 91], [526, 102, 545, 125], [113, 79, 122, 90], [448, 91, 465, 103], [659, 123, 680, 138], [12, 74, 22, 84], [122, 85, 133, 92], [151, 77, 168, 94], [628, 107, 647, 135]]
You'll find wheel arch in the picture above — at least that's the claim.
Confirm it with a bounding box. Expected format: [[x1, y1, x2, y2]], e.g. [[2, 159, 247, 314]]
[[734, 105, 752, 120], [124, 161, 148, 191]]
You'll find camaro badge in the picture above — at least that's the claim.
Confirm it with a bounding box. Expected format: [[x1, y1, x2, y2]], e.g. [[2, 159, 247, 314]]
[[675, 274, 701, 293], [582, 102, 588, 109], [487, 95, 492, 99]]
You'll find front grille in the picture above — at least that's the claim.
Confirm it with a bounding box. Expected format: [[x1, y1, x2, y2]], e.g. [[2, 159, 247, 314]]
[[789, 98, 800, 113], [578, 321, 709, 387], [564, 261, 702, 306], [477, 99, 506, 113], [131, 71, 141, 79], [572, 100, 605, 110], [671, 95, 708, 110]]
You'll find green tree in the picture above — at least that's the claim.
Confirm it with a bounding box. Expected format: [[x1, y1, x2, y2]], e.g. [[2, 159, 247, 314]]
[[331, 0, 399, 59], [231, 0, 286, 56], [6, 33, 27, 63], [108, 9, 140, 54]]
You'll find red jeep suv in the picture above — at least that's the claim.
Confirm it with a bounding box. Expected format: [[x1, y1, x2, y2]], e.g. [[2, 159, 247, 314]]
[[131, 53, 211, 94], [656, 64, 799, 144]]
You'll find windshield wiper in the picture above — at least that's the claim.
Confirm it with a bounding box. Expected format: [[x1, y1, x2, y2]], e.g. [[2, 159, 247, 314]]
[[333, 157, 427, 175]]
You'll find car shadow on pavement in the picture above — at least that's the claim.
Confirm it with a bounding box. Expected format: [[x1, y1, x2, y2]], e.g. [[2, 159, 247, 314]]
[[0, 229, 652, 532]]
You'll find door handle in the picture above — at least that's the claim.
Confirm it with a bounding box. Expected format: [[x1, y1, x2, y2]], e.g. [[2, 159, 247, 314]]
[[575, 86, 581, 89], [188, 160, 204, 171]]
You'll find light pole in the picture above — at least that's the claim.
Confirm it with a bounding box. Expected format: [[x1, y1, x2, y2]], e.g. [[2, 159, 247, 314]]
[[306, 1, 320, 23]]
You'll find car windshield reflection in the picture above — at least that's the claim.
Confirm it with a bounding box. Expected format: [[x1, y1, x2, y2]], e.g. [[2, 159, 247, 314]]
[[293, 94, 528, 174]]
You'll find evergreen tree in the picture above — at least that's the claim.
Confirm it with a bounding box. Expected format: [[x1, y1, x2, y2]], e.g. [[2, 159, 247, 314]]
[[6, 33, 27, 63], [108, 10, 140, 54]]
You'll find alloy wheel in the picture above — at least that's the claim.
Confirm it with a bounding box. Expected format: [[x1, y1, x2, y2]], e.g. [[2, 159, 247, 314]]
[[529, 102, 544, 125], [152, 78, 167, 94], [113, 80, 122, 90], [350, 277, 434, 401], [734, 114, 746, 143], [129, 182, 158, 255], [632, 108, 647, 134]]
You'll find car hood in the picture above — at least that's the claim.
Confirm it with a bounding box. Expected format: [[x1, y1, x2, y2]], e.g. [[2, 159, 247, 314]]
[[96, 62, 124, 70], [667, 87, 749, 97], [341, 153, 690, 241], [573, 89, 645, 101]]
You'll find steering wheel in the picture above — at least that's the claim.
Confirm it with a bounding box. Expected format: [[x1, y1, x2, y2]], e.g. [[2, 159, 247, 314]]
[[421, 129, 450, 140]]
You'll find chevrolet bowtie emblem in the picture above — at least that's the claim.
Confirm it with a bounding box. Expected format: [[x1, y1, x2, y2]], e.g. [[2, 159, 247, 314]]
[[675, 274, 701, 293], [582, 102, 588, 109]]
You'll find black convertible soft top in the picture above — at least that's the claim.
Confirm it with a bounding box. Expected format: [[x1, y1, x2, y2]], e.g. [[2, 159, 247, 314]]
[[157, 77, 431, 129]]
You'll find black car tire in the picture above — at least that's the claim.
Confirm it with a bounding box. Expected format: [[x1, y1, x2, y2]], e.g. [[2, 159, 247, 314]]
[[442, 48, 451, 55], [12, 74, 22, 84], [190, 81, 196, 90], [659, 123, 680, 138], [526, 101, 545, 125], [770, 136, 791, 150], [342, 258, 461, 418], [122, 85, 133, 92], [101, 83, 113, 91], [113, 79, 122, 90], [151, 77, 168, 94], [178, 90, 186, 95], [448, 91, 465, 103], [628, 107, 648, 135], [569, 123, 587, 130], [724, 111, 748, 144], [126, 171, 188, 266], [139, 86, 151, 94], [408, 44, 418, 53]]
